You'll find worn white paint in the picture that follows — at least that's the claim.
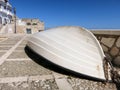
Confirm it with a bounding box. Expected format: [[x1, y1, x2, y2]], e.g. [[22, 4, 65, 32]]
[[6, 58, 31, 61], [27, 26, 107, 81]]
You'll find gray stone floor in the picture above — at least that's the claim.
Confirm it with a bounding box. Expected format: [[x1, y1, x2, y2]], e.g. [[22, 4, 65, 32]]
[[0, 35, 118, 90]]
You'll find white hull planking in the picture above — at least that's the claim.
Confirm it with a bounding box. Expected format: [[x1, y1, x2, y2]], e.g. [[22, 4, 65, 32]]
[[27, 26, 108, 81]]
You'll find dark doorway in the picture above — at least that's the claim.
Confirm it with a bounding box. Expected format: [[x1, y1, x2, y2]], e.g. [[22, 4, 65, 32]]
[[26, 28, 32, 34]]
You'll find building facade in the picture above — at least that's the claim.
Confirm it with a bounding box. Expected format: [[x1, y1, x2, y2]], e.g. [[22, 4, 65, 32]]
[[16, 18, 44, 34], [0, 0, 13, 25]]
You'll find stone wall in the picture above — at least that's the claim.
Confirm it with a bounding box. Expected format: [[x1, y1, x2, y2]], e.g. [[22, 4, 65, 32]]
[[91, 30, 120, 67]]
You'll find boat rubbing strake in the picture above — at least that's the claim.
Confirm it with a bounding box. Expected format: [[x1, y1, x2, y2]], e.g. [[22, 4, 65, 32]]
[[27, 26, 111, 81]]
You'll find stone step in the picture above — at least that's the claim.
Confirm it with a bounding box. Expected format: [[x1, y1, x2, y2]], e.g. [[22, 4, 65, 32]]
[[0, 75, 54, 83], [67, 77, 116, 90], [55, 78, 73, 90], [0, 36, 26, 65], [0, 43, 16, 46], [6, 58, 31, 61], [15, 46, 26, 50], [0, 47, 12, 50], [0, 79, 59, 90], [0, 52, 6, 57], [7, 51, 29, 59]]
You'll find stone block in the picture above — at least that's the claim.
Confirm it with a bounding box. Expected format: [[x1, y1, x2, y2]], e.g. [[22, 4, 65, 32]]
[[116, 37, 120, 48], [101, 44, 109, 52], [110, 47, 119, 56], [105, 53, 112, 61], [101, 37, 115, 48], [113, 56, 120, 66]]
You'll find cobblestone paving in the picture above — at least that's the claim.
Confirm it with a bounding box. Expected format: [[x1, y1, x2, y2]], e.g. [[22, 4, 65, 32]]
[[0, 35, 118, 90]]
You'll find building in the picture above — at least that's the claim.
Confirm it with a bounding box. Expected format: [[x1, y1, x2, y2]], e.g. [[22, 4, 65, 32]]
[[16, 18, 44, 34], [0, 0, 44, 34], [0, 0, 13, 25]]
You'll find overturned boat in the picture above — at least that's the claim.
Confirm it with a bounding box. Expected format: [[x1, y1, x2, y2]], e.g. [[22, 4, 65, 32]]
[[27, 26, 111, 81]]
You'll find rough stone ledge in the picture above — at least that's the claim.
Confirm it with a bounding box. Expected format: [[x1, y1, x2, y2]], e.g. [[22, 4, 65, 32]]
[[91, 30, 120, 36], [0, 75, 55, 83]]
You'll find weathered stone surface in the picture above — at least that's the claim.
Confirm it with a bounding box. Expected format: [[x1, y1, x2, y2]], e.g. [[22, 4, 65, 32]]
[[101, 38, 115, 47], [0, 79, 59, 90], [116, 37, 120, 48], [92, 30, 120, 36], [96, 36, 101, 41], [0, 52, 6, 57], [110, 47, 119, 56], [30, 79, 59, 90], [0, 61, 52, 77], [0, 34, 119, 90], [8, 51, 29, 59], [0, 47, 11, 50], [67, 77, 116, 90], [105, 53, 112, 61], [113, 56, 120, 66], [101, 44, 109, 52]]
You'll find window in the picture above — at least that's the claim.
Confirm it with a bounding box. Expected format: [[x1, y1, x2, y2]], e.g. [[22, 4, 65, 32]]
[[27, 23, 31, 25], [4, 6, 6, 9], [26, 29, 32, 34], [32, 23, 37, 25], [38, 30, 42, 32]]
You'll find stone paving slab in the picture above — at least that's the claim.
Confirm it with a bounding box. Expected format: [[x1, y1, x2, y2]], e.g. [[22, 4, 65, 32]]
[[0, 35, 118, 90], [55, 78, 73, 90], [0, 47, 12, 50], [0, 61, 52, 78], [0, 45, 13, 47], [8, 51, 29, 59], [0, 43, 15, 46], [0, 37, 7, 42], [1, 41, 19, 44], [15, 46, 25, 50], [0, 36, 26, 65], [20, 41, 28, 45], [67, 77, 116, 90], [6, 58, 31, 61], [0, 52, 6, 57]]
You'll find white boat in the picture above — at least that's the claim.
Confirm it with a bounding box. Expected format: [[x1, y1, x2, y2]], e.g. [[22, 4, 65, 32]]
[[27, 26, 111, 81]]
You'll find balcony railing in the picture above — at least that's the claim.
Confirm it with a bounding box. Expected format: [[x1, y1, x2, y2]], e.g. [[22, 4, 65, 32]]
[[7, 11, 13, 16], [0, 8, 13, 16], [0, 8, 8, 14], [7, 2, 12, 7]]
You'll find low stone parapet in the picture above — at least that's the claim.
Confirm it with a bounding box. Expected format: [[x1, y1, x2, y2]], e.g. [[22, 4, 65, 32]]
[[91, 30, 120, 67]]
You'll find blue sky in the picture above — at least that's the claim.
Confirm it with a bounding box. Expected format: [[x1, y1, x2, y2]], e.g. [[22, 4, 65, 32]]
[[10, 0, 120, 29]]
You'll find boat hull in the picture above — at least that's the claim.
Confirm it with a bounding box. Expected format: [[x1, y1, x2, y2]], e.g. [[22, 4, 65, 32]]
[[27, 26, 107, 81]]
